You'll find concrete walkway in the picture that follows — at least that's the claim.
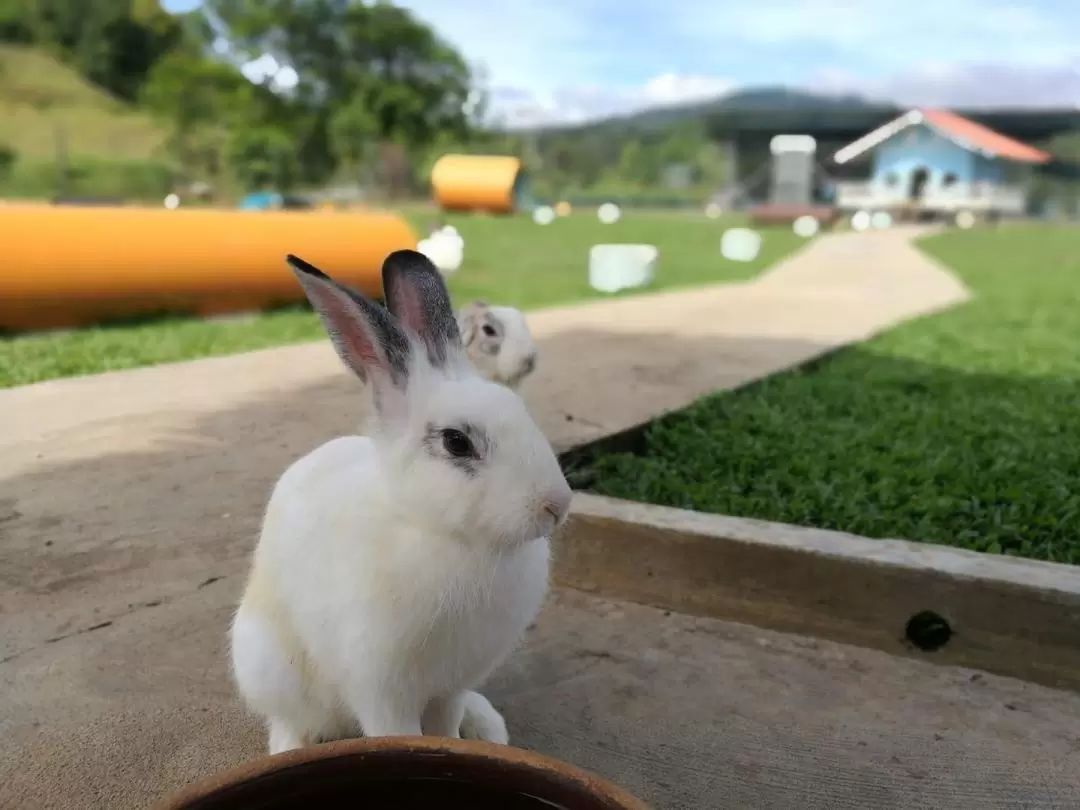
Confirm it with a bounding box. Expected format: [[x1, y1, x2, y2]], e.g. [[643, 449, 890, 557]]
[[0, 226, 1032, 810], [4, 225, 968, 456]]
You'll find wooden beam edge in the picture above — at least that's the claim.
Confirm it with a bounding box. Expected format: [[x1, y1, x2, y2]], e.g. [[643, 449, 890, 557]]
[[555, 493, 1080, 692]]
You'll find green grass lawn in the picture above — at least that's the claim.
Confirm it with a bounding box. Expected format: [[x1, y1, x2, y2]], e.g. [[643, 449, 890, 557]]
[[576, 224, 1080, 564], [0, 210, 805, 387]]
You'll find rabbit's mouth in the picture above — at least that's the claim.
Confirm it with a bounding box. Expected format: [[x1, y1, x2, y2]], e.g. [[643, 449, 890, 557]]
[[502, 359, 536, 390], [499, 515, 560, 548], [533, 491, 571, 540], [535, 518, 558, 541]]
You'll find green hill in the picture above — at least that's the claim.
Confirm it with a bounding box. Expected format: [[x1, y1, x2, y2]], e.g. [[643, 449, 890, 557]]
[[0, 45, 166, 161], [534, 88, 877, 135]]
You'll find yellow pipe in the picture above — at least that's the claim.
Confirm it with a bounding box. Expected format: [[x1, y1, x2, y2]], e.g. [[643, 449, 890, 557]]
[[0, 205, 418, 331], [430, 154, 523, 214]]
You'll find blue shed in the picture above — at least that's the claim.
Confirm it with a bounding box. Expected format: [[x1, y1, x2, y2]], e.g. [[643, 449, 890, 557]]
[[831, 109, 1052, 215]]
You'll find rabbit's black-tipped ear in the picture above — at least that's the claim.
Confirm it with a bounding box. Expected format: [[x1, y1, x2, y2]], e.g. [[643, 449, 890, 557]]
[[287, 254, 410, 387], [382, 249, 461, 368]]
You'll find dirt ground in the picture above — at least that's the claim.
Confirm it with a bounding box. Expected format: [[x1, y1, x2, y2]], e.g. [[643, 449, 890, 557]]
[[10, 227, 1070, 810]]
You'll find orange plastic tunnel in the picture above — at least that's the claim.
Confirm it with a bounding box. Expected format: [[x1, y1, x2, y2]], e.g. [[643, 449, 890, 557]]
[[0, 204, 419, 332], [430, 154, 533, 214]]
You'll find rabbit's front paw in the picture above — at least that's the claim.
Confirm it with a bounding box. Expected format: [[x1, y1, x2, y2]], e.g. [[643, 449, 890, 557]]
[[458, 690, 510, 745]]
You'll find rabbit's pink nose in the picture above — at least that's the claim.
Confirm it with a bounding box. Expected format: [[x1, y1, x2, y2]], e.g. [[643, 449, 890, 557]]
[[540, 488, 573, 526]]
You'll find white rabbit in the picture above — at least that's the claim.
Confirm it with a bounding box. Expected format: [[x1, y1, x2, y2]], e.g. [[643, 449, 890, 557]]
[[229, 250, 572, 755], [457, 301, 538, 391]]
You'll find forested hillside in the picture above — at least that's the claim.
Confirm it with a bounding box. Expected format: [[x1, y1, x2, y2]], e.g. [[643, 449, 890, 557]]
[[0, 0, 477, 199]]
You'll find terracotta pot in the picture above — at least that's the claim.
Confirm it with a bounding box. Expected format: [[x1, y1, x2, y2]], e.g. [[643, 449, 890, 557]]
[[154, 736, 651, 810]]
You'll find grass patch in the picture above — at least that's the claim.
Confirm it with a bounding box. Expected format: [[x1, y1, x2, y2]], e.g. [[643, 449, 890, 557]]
[[0, 210, 806, 387], [0, 45, 165, 161], [578, 224, 1080, 564]]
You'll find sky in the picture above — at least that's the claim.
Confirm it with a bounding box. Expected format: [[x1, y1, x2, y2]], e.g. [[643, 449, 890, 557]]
[[161, 0, 1080, 128]]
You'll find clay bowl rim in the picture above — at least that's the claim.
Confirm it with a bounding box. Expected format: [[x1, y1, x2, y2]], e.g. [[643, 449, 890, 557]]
[[153, 735, 651, 810]]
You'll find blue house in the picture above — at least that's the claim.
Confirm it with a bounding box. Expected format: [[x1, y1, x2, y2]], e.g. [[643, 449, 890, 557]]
[[831, 108, 1051, 217]]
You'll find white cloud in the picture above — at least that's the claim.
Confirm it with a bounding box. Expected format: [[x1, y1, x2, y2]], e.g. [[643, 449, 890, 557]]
[[806, 61, 1080, 110], [638, 74, 736, 107]]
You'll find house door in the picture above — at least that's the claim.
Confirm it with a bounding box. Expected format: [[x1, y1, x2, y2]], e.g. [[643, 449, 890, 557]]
[[909, 167, 930, 200]]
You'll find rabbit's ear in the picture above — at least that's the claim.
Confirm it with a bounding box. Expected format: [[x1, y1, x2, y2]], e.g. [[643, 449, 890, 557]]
[[382, 249, 461, 368], [287, 255, 410, 391]]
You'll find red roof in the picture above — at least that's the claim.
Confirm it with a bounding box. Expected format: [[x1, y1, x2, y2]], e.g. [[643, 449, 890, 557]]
[[920, 109, 1051, 164]]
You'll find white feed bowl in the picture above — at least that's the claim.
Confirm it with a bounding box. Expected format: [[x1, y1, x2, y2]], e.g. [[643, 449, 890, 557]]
[[533, 205, 556, 226], [588, 244, 658, 293], [597, 202, 622, 225], [720, 228, 762, 262], [870, 211, 892, 229], [792, 215, 819, 238]]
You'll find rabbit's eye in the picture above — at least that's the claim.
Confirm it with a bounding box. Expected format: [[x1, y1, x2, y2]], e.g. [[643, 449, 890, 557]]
[[441, 428, 475, 459], [482, 324, 497, 337]]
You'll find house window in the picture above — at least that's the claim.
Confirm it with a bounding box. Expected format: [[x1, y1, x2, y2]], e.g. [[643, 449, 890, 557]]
[[942, 172, 958, 187]]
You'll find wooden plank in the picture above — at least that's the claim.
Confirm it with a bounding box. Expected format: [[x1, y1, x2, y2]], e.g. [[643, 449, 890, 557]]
[[556, 493, 1080, 692]]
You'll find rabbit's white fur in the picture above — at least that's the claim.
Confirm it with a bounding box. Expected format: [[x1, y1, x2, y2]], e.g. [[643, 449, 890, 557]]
[[230, 251, 570, 754], [457, 301, 538, 391]]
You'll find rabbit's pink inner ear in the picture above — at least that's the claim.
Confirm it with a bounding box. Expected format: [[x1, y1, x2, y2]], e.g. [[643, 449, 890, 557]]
[[324, 299, 383, 376], [389, 281, 428, 340], [382, 250, 460, 362], [299, 278, 384, 382], [387, 276, 459, 368]]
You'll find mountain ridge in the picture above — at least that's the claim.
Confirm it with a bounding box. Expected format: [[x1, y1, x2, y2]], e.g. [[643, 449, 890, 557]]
[[519, 87, 882, 135]]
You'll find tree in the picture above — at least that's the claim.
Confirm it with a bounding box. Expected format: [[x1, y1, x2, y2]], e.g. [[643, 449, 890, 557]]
[[14, 0, 183, 100], [615, 139, 647, 184], [1047, 130, 1080, 164], [140, 47, 252, 180], [202, 0, 475, 189], [107, 0, 187, 99], [225, 124, 299, 191], [0, 142, 16, 180], [142, 48, 249, 134], [328, 96, 377, 182], [1030, 130, 1080, 216]]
